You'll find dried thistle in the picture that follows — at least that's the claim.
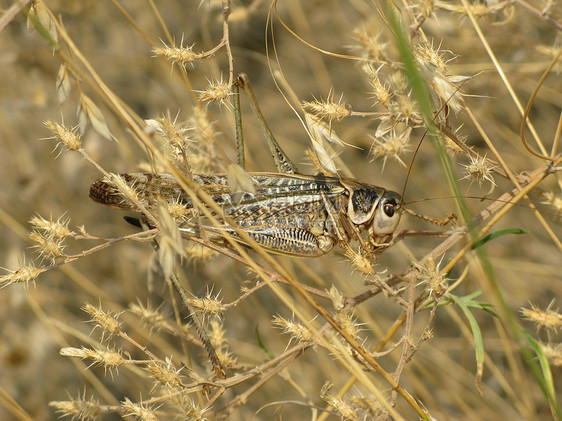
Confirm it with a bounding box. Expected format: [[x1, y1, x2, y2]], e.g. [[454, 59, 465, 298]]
[[83, 303, 121, 340], [415, 257, 448, 299], [121, 398, 158, 421], [43, 120, 82, 153], [0, 265, 46, 288], [415, 43, 469, 113], [187, 291, 226, 317], [110, 174, 140, 206], [521, 302, 562, 333], [146, 358, 183, 389], [197, 78, 232, 108], [167, 389, 207, 420], [30, 214, 73, 240], [366, 70, 392, 108], [60, 347, 126, 372], [208, 319, 227, 348], [29, 230, 67, 264], [351, 27, 387, 62], [344, 247, 375, 275], [302, 93, 350, 123], [153, 40, 199, 68], [462, 154, 496, 187], [320, 382, 359, 421], [129, 302, 168, 331], [335, 310, 361, 341], [369, 127, 412, 170], [411, 0, 435, 20], [145, 116, 192, 166], [49, 394, 101, 421], [272, 316, 315, 345]]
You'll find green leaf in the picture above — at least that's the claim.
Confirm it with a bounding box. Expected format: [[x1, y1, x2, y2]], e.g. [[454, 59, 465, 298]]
[[447, 292, 486, 394], [471, 228, 529, 250], [255, 326, 275, 361], [521, 330, 560, 416]]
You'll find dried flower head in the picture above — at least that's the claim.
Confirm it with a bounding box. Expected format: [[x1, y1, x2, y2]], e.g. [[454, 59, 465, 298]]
[[129, 302, 168, 331], [145, 116, 192, 166], [83, 303, 121, 340], [49, 394, 101, 421], [60, 347, 126, 372], [415, 43, 469, 113], [272, 316, 315, 345], [29, 230, 67, 264], [302, 93, 350, 123], [30, 214, 73, 240], [146, 358, 183, 388], [462, 154, 496, 187], [197, 78, 232, 108], [345, 247, 375, 275], [153, 39, 199, 68], [411, 0, 435, 20], [121, 398, 158, 421], [369, 126, 412, 169], [368, 71, 392, 108], [351, 27, 387, 62], [43, 120, 82, 153], [187, 291, 226, 317], [416, 257, 448, 299], [335, 309, 361, 341], [321, 382, 359, 421], [521, 302, 562, 333], [167, 390, 207, 420], [0, 264, 46, 288]]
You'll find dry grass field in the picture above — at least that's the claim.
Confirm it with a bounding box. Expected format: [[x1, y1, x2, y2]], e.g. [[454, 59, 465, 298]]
[[0, 0, 561, 420]]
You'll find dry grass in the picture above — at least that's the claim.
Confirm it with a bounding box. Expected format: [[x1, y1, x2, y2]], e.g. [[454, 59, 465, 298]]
[[0, 0, 561, 420]]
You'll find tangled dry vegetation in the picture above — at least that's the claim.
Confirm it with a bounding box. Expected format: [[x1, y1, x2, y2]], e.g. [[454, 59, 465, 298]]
[[0, 0, 561, 420]]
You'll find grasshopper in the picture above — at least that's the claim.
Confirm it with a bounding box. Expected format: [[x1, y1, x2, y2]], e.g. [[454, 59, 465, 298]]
[[89, 74, 403, 259]]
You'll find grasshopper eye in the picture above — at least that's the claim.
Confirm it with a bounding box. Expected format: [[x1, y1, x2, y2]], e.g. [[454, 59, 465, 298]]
[[383, 202, 395, 217], [372, 192, 401, 235]]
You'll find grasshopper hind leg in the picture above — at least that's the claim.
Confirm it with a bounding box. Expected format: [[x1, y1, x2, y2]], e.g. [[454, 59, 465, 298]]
[[243, 226, 334, 257], [182, 224, 335, 257]]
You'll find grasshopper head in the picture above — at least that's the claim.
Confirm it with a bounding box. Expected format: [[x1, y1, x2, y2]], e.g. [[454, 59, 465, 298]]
[[343, 181, 402, 247], [370, 190, 401, 241]]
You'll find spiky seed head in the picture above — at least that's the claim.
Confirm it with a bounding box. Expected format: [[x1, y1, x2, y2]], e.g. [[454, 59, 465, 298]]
[[49, 395, 101, 421], [521, 302, 562, 333], [0, 265, 46, 288], [83, 303, 121, 339], [43, 120, 82, 152], [30, 214, 72, 240], [153, 42, 199, 68], [462, 154, 496, 187], [121, 398, 158, 421], [272, 316, 315, 345]]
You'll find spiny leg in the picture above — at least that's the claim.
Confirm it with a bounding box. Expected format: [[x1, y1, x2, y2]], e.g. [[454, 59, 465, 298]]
[[235, 73, 299, 174], [402, 208, 457, 226], [233, 81, 245, 170]]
